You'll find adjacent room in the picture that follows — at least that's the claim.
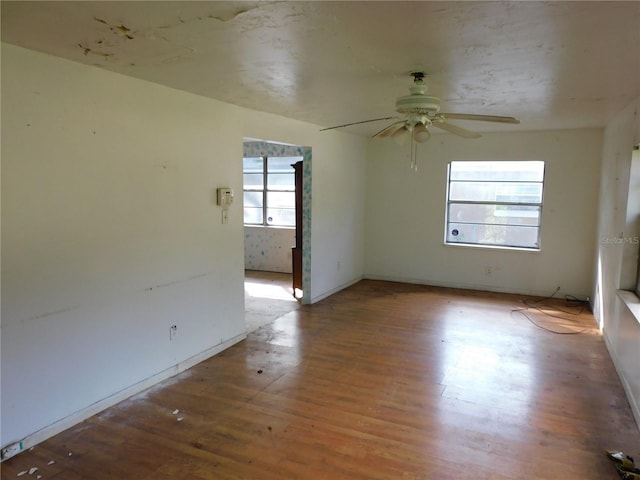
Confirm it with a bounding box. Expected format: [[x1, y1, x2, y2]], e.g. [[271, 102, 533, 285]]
[[242, 140, 306, 331], [2, 1, 639, 478]]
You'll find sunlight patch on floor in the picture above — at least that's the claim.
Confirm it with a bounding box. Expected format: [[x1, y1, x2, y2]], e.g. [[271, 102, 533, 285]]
[[244, 281, 297, 302]]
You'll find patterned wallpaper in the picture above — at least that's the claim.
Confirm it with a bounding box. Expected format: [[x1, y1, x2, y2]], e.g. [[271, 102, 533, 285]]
[[243, 141, 312, 303], [244, 226, 295, 273]]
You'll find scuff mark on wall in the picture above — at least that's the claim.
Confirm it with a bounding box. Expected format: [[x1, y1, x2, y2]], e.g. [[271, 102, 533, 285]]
[[23, 306, 79, 324], [144, 273, 209, 292]]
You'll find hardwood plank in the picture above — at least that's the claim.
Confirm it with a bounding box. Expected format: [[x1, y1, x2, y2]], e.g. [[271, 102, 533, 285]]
[[2, 280, 638, 479]]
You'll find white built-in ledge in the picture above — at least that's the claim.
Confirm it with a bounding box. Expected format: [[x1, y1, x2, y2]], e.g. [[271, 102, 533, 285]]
[[618, 290, 640, 325]]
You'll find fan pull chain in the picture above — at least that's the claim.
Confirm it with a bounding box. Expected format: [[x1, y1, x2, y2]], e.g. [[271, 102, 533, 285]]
[[410, 140, 418, 171]]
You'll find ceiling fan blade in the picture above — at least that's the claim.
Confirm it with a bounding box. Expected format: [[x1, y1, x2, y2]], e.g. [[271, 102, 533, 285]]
[[392, 126, 410, 146], [438, 113, 520, 124], [372, 121, 406, 138], [433, 121, 482, 139], [320, 116, 398, 131]]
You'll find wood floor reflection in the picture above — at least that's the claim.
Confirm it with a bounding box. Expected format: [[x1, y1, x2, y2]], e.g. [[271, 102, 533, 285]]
[[3, 280, 639, 479]]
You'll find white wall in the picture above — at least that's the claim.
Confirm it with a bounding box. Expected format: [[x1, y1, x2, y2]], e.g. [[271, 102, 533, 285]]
[[0, 43, 246, 448], [593, 97, 640, 427], [364, 129, 602, 299], [307, 135, 368, 301], [1, 44, 368, 450]]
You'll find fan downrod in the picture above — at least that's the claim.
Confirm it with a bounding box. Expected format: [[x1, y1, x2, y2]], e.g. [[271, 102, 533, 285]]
[[410, 71, 425, 83]]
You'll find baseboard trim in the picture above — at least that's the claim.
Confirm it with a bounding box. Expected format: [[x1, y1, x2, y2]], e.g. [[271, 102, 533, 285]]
[[3, 333, 246, 459], [362, 274, 570, 299], [603, 332, 640, 432], [310, 276, 363, 304]]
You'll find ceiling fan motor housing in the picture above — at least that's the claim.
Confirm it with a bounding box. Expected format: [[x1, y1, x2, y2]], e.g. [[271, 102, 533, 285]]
[[396, 72, 440, 117], [395, 78, 441, 116], [396, 94, 441, 115]]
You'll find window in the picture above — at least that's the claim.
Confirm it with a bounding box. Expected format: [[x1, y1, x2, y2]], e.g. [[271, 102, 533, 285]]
[[243, 156, 299, 227], [445, 160, 545, 249], [636, 250, 640, 298], [632, 145, 640, 297]]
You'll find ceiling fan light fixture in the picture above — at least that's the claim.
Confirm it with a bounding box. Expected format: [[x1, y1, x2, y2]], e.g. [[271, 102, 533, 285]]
[[413, 123, 431, 143]]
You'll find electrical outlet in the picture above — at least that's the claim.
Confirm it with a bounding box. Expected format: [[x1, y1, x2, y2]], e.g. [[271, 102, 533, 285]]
[[484, 266, 492, 277], [169, 325, 177, 341], [1, 441, 24, 461]]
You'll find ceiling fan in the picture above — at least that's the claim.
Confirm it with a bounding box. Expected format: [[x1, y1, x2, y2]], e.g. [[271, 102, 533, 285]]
[[321, 71, 520, 170]]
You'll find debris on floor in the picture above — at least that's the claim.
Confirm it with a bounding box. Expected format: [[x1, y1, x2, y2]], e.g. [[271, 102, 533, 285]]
[[16, 466, 41, 477], [171, 408, 184, 421], [607, 450, 640, 479]]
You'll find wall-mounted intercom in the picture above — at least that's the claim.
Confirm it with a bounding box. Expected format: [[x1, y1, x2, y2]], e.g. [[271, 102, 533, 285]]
[[216, 187, 233, 224], [217, 187, 234, 207]]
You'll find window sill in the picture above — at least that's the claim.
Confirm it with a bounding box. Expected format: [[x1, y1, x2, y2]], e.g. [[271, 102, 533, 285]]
[[244, 224, 295, 230], [617, 290, 640, 325], [444, 242, 541, 253]]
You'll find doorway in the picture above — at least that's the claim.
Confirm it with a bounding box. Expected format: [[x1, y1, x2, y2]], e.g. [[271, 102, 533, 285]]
[[242, 139, 312, 332]]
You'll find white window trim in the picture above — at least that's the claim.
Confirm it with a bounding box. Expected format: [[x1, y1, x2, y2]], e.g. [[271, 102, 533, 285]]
[[444, 161, 545, 251]]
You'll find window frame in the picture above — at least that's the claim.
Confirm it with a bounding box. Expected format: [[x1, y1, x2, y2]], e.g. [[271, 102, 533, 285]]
[[444, 160, 545, 251], [243, 155, 298, 227], [636, 249, 640, 298]]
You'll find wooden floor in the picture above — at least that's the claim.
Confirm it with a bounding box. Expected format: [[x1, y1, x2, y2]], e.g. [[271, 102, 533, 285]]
[[244, 270, 299, 333], [3, 280, 639, 479]]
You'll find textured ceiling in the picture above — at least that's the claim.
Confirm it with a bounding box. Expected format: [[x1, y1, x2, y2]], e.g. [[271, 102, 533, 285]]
[[2, 1, 639, 136]]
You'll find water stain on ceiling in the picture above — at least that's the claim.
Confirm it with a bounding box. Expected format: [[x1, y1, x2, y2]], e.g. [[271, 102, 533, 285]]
[[1, 1, 639, 135]]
